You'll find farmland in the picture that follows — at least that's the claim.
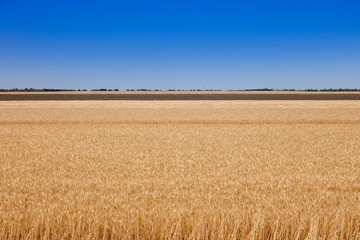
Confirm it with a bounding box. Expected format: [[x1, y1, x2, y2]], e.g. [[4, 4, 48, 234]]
[[1, 100, 360, 239]]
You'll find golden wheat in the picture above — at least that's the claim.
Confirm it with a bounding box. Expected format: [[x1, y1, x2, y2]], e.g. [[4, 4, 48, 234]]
[[0, 100, 360, 239]]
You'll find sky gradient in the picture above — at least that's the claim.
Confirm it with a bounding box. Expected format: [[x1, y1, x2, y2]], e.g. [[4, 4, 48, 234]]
[[1, 0, 359, 90]]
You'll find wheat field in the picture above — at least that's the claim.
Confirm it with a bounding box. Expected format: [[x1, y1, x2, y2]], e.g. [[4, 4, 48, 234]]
[[0, 100, 360, 239]]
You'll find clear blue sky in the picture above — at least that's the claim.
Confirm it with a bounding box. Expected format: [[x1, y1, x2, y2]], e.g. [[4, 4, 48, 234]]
[[1, 0, 359, 90]]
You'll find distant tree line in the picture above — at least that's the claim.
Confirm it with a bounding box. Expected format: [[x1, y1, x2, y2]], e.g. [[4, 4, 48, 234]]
[[91, 89, 119, 91], [303, 88, 360, 92], [231, 88, 274, 91], [1, 88, 359, 92], [0, 88, 79, 92]]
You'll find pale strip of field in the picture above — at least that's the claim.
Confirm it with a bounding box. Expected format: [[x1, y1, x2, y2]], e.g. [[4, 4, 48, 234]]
[[3, 91, 359, 94], [2, 100, 360, 108], [0, 101, 360, 239], [1, 101, 360, 122]]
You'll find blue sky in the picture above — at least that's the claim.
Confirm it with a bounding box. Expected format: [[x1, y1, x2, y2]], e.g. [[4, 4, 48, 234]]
[[1, 0, 359, 90]]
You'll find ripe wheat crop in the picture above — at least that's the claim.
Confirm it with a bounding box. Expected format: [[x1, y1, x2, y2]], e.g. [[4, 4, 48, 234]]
[[0, 100, 360, 239]]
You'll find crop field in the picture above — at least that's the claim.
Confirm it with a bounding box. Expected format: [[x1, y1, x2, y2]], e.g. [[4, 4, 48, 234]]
[[1, 100, 360, 239]]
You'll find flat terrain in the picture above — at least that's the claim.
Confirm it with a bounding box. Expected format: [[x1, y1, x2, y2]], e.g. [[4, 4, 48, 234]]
[[1, 101, 360, 239], [1, 91, 360, 100]]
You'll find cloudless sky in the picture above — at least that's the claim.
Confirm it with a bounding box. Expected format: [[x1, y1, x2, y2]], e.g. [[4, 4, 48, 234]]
[[1, 0, 359, 90]]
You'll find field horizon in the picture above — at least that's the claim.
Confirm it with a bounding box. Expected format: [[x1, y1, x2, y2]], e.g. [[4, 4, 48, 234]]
[[1, 91, 360, 101]]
